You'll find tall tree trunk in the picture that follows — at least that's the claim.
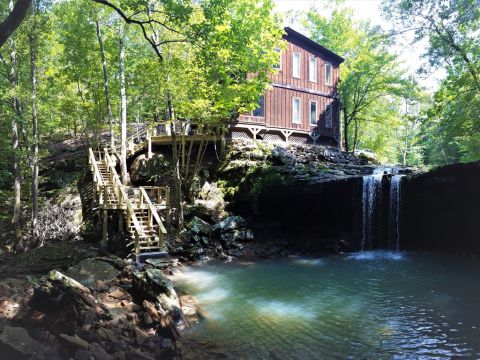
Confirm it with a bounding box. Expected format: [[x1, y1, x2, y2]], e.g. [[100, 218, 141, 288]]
[[8, 0, 22, 249], [168, 92, 183, 227], [95, 19, 114, 150], [402, 101, 408, 166], [352, 117, 359, 152], [30, 1, 39, 244], [119, 21, 129, 185], [343, 105, 349, 153]]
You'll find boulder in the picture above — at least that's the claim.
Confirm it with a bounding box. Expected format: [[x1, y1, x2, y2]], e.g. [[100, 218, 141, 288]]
[[132, 269, 181, 315], [270, 146, 296, 166], [187, 216, 212, 235], [213, 216, 247, 233], [0, 326, 48, 358], [66, 258, 121, 287]]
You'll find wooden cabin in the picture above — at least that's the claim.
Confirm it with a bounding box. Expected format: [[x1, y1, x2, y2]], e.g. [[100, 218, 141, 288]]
[[232, 27, 344, 147]]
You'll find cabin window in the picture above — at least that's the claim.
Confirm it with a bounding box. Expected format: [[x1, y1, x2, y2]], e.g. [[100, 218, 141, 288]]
[[273, 48, 281, 70], [309, 56, 317, 82], [310, 101, 317, 125], [252, 95, 264, 117], [325, 104, 333, 128], [292, 97, 301, 124], [293, 52, 301, 79], [325, 62, 332, 85]]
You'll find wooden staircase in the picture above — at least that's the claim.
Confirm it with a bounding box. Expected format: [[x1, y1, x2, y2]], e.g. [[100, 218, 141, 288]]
[[88, 147, 170, 262]]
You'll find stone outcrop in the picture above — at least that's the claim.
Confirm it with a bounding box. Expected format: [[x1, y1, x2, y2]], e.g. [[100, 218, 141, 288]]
[[401, 161, 480, 255]]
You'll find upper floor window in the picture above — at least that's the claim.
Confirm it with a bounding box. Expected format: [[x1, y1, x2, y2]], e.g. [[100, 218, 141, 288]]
[[309, 56, 317, 82], [325, 104, 333, 128], [292, 52, 301, 79], [273, 48, 281, 70], [310, 101, 317, 125], [292, 97, 301, 124], [325, 62, 333, 85]]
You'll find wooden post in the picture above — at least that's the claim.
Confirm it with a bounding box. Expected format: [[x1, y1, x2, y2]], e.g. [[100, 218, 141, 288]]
[[147, 129, 152, 159], [102, 208, 108, 247], [118, 211, 124, 234], [281, 130, 294, 143], [165, 187, 171, 226], [310, 133, 320, 145], [135, 233, 140, 256]]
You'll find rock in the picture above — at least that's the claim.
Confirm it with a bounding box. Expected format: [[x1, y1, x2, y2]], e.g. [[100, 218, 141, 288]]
[[96, 327, 118, 343], [213, 216, 247, 232], [132, 269, 181, 315], [0, 326, 48, 358], [88, 343, 109, 360], [0, 299, 20, 319], [135, 328, 149, 346], [128, 349, 156, 360], [187, 216, 212, 235], [270, 146, 296, 166], [145, 258, 171, 270], [162, 338, 173, 349], [59, 333, 89, 349], [221, 229, 254, 243], [74, 349, 94, 360], [67, 258, 121, 287]]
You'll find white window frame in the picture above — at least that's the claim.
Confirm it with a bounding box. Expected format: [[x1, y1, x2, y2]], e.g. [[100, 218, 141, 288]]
[[292, 52, 301, 79], [273, 48, 282, 70], [325, 105, 333, 128], [309, 100, 318, 125], [325, 61, 333, 86], [309, 56, 317, 82], [292, 97, 301, 124]]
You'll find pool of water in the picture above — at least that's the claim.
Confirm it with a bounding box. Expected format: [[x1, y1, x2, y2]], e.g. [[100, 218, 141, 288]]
[[175, 251, 480, 359]]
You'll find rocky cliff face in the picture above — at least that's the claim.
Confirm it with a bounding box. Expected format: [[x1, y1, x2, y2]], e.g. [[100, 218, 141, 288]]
[[401, 161, 480, 255]]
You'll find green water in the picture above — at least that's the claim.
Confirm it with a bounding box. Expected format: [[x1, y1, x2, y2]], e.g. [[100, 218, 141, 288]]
[[175, 251, 480, 359]]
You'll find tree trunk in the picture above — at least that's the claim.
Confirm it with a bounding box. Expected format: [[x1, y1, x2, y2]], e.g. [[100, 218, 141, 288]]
[[9, 0, 22, 249], [168, 92, 183, 227], [0, 0, 30, 48], [95, 19, 115, 150], [119, 21, 129, 185], [30, 2, 39, 244], [352, 117, 359, 152], [343, 104, 349, 153]]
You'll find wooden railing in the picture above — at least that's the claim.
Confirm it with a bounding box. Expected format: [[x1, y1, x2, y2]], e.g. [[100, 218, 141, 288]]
[[139, 187, 167, 251], [89, 148, 104, 206], [238, 114, 266, 124], [102, 148, 167, 254]]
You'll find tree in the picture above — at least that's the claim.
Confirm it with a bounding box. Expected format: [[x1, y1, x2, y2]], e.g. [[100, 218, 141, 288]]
[[303, 7, 408, 159], [0, 0, 30, 48], [30, 0, 40, 243], [8, 0, 23, 247], [384, 0, 480, 164], [95, 17, 114, 150]]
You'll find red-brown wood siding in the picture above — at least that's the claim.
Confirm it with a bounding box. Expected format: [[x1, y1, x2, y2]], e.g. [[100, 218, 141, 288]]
[[264, 39, 341, 135]]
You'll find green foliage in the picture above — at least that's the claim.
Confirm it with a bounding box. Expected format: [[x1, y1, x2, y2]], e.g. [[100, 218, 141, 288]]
[[383, 0, 480, 165], [302, 6, 419, 163]]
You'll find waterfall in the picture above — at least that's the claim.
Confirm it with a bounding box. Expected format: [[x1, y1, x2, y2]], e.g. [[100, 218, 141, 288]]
[[361, 168, 404, 251], [361, 172, 383, 250], [389, 175, 404, 250]]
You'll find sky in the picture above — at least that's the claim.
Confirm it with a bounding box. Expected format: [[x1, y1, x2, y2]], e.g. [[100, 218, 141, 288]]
[[272, 0, 443, 91]]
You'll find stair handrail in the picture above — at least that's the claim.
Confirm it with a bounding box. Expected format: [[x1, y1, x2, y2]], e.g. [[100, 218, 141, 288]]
[[103, 149, 146, 251], [139, 188, 167, 232], [89, 148, 105, 206]]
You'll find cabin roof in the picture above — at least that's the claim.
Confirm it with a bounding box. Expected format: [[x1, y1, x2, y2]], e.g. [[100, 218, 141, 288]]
[[284, 27, 345, 64]]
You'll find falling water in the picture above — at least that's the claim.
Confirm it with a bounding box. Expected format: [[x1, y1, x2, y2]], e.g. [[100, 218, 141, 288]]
[[389, 175, 404, 250], [361, 171, 384, 250], [361, 168, 404, 251]]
